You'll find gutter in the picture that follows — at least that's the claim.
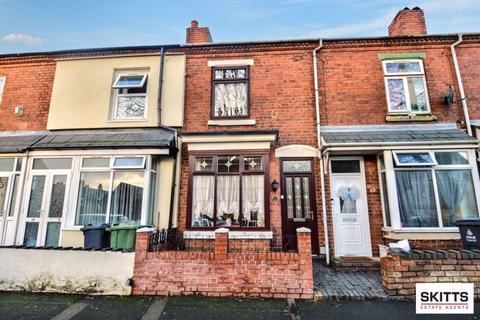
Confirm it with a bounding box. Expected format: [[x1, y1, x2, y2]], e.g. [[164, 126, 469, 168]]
[[157, 47, 166, 125], [450, 34, 472, 136], [313, 39, 330, 265]]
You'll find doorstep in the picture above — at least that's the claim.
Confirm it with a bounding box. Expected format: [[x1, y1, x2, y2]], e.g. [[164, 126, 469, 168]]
[[332, 256, 380, 271]]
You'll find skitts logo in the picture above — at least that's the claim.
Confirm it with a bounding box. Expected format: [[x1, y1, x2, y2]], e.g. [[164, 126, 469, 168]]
[[416, 283, 474, 314]]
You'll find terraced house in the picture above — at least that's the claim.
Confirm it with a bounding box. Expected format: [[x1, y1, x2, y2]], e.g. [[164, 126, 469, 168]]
[[1, 6, 480, 298]]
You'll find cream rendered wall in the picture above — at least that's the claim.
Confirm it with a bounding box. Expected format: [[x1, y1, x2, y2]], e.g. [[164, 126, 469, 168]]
[[60, 230, 84, 247], [161, 54, 185, 127], [0, 248, 134, 295], [48, 53, 185, 130], [156, 158, 174, 229]]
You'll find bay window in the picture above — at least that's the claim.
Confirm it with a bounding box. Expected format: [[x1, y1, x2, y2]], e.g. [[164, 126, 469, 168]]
[[382, 59, 430, 114], [379, 150, 480, 229], [75, 155, 155, 226], [189, 153, 267, 229]]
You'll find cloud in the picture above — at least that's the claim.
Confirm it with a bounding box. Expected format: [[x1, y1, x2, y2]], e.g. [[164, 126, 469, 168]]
[[1, 33, 43, 46]]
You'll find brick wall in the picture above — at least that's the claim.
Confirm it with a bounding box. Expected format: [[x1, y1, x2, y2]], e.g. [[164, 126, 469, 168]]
[[381, 249, 480, 298], [133, 228, 314, 299], [388, 7, 427, 36], [0, 56, 55, 131]]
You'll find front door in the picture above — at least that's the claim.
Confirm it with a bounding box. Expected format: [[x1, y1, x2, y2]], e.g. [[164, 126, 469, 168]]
[[330, 157, 372, 257], [280, 158, 319, 254], [21, 172, 70, 247]]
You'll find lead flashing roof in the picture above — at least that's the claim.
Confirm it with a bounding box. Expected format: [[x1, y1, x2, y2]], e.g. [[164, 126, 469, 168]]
[[321, 129, 477, 145], [0, 128, 176, 153]]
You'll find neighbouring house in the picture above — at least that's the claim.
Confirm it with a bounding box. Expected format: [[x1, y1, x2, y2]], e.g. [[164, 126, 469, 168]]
[[0, 48, 186, 248], [174, 7, 480, 269]]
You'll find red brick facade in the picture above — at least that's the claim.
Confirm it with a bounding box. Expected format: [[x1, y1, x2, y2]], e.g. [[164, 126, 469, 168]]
[[0, 56, 56, 131], [133, 228, 313, 299]]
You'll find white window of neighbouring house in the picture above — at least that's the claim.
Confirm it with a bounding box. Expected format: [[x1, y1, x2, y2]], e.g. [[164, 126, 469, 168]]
[[75, 155, 155, 226], [0, 76, 5, 104], [189, 153, 267, 229], [379, 150, 479, 229], [212, 67, 249, 118], [382, 59, 430, 114], [111, 71, 148, 120]]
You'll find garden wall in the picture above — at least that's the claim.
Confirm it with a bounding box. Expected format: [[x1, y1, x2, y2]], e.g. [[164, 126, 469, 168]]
[[133, 227, 313, 299]]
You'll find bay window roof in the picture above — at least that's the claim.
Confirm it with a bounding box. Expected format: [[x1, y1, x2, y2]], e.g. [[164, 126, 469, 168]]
[[0, 128, 176, 153]]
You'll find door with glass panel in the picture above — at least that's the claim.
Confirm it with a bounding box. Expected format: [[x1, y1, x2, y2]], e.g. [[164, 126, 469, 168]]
[[21, 158, 72, 247], [23, 172, 69, 247], [0, 158, 23, 245], [330, 157, 372, 257], [280, 159, 319, 253]]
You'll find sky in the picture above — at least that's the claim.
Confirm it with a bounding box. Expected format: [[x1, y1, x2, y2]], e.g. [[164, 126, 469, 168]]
[[0, 0, 479, 54]]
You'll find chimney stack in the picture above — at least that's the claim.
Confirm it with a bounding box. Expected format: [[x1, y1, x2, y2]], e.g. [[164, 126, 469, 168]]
[[186, 20, 213, 43], [388, 7, 427, 37]]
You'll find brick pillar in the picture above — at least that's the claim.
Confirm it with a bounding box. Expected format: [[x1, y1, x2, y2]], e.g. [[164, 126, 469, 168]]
[[297, 227, 313, 298], [215, 227, 229, 260], [135, 227, 155, 254]]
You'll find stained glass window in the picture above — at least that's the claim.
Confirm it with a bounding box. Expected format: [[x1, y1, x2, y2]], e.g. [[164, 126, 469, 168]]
[[282, 160, 312, 173], [212, 67, 249, 118]]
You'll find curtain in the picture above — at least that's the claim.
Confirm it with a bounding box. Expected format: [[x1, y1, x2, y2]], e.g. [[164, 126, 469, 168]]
[[216, 176, 240, 225], [214, 83, 247, 117], [436, 170, 477, 227], [396, 170, 438, 227], [191, 175, 215, 227], [242, 175, 264, 227], [110, 171, 144, 224], [75, 172, 109, 225]]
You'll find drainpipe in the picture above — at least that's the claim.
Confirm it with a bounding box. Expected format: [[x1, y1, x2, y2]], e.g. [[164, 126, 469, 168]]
[[313, 39, 330, 265], [168, 129, 179, 230], [451, 34, 472, 136], [157, 47, 166, 125]]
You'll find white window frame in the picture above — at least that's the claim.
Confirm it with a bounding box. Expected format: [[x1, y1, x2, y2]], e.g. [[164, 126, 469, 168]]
[[112, 156, 146, 169], [392, 150, 437, 167], [113, 73, 148, 89], [380, 149, 480, 232], [111, 70, 148, 121], [0, 76, 5, 105], [382, 59, 431, 114]]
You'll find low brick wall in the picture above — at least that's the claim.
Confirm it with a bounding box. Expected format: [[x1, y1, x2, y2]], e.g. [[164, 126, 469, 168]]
[[381, 249, 480, 299], [133, 228, 313, 299]]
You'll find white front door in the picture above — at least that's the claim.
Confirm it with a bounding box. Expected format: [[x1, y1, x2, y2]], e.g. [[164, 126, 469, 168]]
[[330, 157, 372, 257], [20, 171, 70, 247]]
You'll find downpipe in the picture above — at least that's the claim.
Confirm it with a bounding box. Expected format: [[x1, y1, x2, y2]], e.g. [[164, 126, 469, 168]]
[[313, 39, 330, 265]]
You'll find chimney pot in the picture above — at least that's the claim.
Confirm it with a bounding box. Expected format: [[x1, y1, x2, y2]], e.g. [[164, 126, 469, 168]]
[[388, 7, 427, 37], [186, 20, 213, 43]]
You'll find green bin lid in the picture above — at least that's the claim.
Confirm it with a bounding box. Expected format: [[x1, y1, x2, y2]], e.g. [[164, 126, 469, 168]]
[[106, 224, 149, 231]]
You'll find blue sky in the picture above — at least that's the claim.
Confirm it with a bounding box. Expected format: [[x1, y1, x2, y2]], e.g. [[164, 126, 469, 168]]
[[0, 0, 479, 54]]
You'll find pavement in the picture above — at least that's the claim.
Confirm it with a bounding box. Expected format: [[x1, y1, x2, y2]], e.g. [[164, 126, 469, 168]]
[[313, 262, 388, 300], [1, 292, 480, 320]]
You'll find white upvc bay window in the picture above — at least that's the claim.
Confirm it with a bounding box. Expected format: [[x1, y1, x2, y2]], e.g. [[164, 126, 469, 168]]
[[382, 59, 430, 114], [378, 149, 480, 230]]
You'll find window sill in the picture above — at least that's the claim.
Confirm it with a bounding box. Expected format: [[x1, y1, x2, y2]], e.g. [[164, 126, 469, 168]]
[[382, 228, 460, 241], [107, 119, 148, 123], [183, 230, 273, 240], [208, 119, 256, 126], [385, 114, 438, 122]]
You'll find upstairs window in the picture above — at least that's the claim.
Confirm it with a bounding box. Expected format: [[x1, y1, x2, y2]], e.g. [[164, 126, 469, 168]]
[[111, 71, 148, 120], [0, 76, 5, 104], [212, 67, 249, 118], [382, 59, 430, 114]]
